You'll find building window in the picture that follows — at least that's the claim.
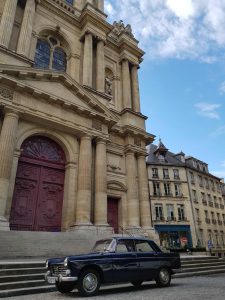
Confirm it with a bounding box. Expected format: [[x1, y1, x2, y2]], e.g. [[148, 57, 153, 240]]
[[65, 0, 73, 4], [201, 192, 206, 205], [198, 175, 203, 187], [155, 205, 164, 221], [174, 183, 182, 196], [163, 168, 169, 179], [189, 171, 195, 184], [173, 169, 180, 179], [166, 204, 175, 221], [152, 168, 158, 178], [205, 178, 209, 189], [153, 182, 161, 196], [164, 183, 171, 196], [177, 204, 185, 221], [34, 37, 67, 71], [192, 190, 198, 203]]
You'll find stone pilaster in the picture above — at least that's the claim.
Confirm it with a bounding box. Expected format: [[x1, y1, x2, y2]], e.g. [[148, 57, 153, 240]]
[[68, 54, 80, 83], [75, 135, 92, 225], [94, 138, 107, 226], [122, 60, 132, 109], [131, 65, 141, 113], [97, 0, 104, 11], [137, 154, 152, 228], [96, 40, 105, 93], [17, 0, 36, 57], [0, 0, 18, 48], [0, 111, 19, 230], [83, 33, 93, 87], [125, 151, 140, 227]]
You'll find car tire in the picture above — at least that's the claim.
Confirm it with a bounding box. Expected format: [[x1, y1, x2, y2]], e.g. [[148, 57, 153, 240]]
[[155, 268, 171, 287], [55, 281, 75, 293], [131, 281, 143, 287], [77, 269, 101, 297]]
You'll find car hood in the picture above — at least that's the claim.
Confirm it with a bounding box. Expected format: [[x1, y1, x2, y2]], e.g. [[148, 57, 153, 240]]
[[47, 252, 105, 265]]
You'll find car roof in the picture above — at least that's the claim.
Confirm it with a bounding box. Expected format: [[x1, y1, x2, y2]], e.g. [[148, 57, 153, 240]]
[[112, 236, 154, 242]]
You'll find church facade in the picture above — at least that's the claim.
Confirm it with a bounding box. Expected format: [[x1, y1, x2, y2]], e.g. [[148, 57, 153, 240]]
[[0, 0, 155, 237]]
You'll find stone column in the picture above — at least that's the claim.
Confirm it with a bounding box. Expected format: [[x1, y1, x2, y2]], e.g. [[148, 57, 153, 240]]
[[94, 138, 107, 226], [82, 33, 93, 87], [137, 154, 152, 227], [131, 65, 141, 113], [96, 39, 105, 93], [125, 151, 140, 227], [0, 0, 18, 48], [17, 0, 36, 57], [76, 135, 92, 225], [122, 60, 132, 109], [97, 0, 104, 11], [0, 111, 19, 230], [61, 162, 77, 230]]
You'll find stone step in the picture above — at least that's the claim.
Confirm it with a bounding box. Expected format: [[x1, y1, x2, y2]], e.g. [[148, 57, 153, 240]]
[[181, 264, 225, 273], [181, 258, 224, 264], [174, 268, 225, 278], [0, 285, 56, 298], [0, 263, 45, 270], [0, 279, 47, 291], [182, 261, 225, 268], [0, 267, 45, 276], [0, 273, 45, 283]]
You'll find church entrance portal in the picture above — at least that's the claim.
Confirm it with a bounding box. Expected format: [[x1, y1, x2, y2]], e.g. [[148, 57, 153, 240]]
[[10, 136, 66, 232], [107, 198, 119, 233]]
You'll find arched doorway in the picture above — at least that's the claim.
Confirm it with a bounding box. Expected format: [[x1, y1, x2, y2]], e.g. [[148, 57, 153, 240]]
[[10, 136, 66, 232]]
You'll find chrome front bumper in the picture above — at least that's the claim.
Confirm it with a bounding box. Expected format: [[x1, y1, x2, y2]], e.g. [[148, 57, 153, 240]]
[[45, 271, 78, 284]]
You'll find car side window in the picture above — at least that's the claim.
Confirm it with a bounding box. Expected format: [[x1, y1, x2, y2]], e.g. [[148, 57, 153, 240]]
[[116, 240, 135, 253], [135, 241, 155, 253]]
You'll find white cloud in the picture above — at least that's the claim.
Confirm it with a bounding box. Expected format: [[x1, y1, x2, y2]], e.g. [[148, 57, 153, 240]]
[[106, 0, 225, 61], [166, 0, 195, 19], [211, 125, 225, 137], [219, 81, 225, 94], [221, 161, 225, 167], [211, 171, 225, 179], [195, 102, 221, 119]]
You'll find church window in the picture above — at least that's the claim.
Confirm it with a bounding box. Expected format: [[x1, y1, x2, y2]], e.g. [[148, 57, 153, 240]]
[[34, 40, 51, 69], [65, 0, 74, 5], [34, 36, 67, 71], [52, 47, 67, 71]]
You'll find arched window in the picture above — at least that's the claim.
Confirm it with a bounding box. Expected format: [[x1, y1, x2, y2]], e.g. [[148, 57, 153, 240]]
[[65, 0, 73, 5], [34, 40, 51, 69], [34, 36, 67, 71]]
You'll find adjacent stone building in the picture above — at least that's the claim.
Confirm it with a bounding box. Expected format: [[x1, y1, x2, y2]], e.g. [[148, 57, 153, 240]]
[[147, 141, 225, 255], [147, 141, 195, 249], [0, 0, 155, 238]]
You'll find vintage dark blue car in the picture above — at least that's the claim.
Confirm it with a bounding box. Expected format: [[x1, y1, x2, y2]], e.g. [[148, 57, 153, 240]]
[[45, 237, 181, 297]]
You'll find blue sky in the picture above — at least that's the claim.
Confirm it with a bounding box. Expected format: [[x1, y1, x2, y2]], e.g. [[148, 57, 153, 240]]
[[105, 0, 225, 179]]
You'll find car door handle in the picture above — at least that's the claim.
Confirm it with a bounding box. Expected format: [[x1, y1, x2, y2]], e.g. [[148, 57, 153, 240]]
[[153, 253, 158, 256]]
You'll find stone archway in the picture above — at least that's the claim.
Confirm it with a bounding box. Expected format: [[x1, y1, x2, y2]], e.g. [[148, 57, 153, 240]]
[[10, 136, 66, 232]]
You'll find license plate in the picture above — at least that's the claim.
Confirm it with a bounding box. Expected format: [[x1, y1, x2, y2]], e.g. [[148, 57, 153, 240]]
[[48, 277, 56, 284]]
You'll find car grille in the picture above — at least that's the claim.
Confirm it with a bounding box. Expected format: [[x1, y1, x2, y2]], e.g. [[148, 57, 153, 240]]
[[50, 265, 67, 276]]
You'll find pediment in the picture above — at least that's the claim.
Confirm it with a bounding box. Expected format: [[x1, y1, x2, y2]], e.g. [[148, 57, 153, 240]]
[[0, 65, 119, 126]]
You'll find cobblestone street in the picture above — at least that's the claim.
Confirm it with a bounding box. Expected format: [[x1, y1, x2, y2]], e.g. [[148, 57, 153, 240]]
[[4, 274, 225, 300]]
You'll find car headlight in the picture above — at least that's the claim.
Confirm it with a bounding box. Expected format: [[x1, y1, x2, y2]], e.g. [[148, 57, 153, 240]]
[[64, 257, 68, 267], [45, 260, 49, 269]]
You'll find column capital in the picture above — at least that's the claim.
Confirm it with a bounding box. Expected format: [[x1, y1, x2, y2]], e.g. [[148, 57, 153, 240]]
[[4, 110, 19, 120], [136, 151, 147, 159], [95, 137, 107, 144], [80, 134, 93, 141]]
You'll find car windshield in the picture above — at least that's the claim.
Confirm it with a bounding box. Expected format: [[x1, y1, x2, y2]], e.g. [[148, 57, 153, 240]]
[[92, 239, 113, 253]]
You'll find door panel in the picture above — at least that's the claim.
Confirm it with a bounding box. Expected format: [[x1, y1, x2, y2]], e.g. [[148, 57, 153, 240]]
[[107, 198, 119, 233], [10, 136, 65, 232]]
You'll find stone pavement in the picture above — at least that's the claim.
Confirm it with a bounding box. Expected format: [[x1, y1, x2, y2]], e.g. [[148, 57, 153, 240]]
[[2, 273, 225, 300]]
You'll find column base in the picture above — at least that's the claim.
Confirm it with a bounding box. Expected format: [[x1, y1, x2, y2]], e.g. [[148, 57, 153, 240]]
[[95, 224, 113, 235], [0, 216, 10, 231]]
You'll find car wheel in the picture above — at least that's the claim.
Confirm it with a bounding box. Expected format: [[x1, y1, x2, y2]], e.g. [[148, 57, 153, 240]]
[[131, 281, 143, 287], [155, 268, 171, 287], [77, 269, 101, 297], [55, 281, 75, 293]]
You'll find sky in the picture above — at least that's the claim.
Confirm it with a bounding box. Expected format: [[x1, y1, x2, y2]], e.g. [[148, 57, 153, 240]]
[[105, 0, 225, 179]]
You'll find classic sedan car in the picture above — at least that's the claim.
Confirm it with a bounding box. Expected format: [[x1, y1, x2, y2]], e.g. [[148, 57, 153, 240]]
[[45, 237, 181, 297]]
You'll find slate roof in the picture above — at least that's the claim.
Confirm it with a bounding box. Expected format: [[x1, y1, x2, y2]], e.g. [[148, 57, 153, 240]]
[[146, 144, 185, 166]]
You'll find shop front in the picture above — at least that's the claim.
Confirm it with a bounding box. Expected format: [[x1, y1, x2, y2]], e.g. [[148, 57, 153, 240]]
[[155, 225, 193, 250]]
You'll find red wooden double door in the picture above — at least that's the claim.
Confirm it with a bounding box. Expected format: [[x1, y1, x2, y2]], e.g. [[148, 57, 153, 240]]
[[10, 136, 65, 232]]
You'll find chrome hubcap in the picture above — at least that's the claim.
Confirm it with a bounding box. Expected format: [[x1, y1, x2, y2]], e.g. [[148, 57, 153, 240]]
[[83, 273, 98, 293], [160, 269, 169, 283]]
